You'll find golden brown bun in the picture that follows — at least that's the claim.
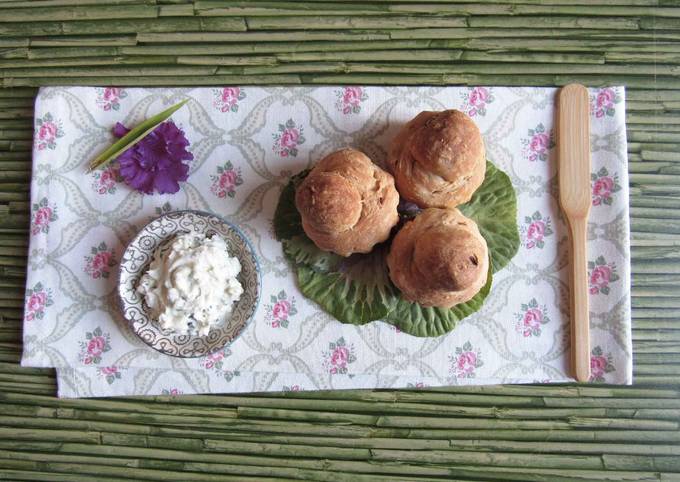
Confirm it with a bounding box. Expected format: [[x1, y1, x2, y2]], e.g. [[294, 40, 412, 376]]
[[387, 208, 489, 308], [295, 148, 400, 257], [387, 110, 486, 209]]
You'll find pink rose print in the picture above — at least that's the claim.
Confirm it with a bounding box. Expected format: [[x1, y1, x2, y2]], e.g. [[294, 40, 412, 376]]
[[590, 87, 621, 118], [323, 337, 357, 375], [92, 165, 122, 195], [450, 341, 483, 378], [96, 87, 127, 111], [213, 87, 246, 113], [266, 290, 298, 329], [31, 198, 58, 235], [97, 366, 122, 385], [273, 119, 306, 158], [461, 87, 494, 117], [335, 86, 368, 115], [283, 385, 302, 392], [210, 161, 243, 199], [332, 346, 349, 366], [521, 211, 553, 250], [589, 346, 615, 382], [34, 112, 64, 150], [78, 327, 112, 365], [514, 298, 550, 338], [407, 382, 427, 389], [201, 349, 226, 370], [27, 292, 47, 313], [522, 123, 555, 162], [162, 388, 183, 396], [591, 167, 622, 207], [588, 256, 620, 296], [84, 242, 116, 279], [24, 282, 53, 322], [200, 348, 240, 381]]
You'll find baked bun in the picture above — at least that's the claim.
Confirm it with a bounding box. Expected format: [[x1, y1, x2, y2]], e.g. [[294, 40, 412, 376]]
[[295, 148, 399, 257], [387, 208, 489, 308], [387, 109, 486, 209]]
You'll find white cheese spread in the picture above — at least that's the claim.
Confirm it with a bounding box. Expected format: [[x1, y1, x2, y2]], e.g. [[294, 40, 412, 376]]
[[137, 232, 243, 336]]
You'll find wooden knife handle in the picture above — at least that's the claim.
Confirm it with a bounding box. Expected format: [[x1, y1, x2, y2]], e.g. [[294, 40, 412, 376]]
[[569, 216, 591, 382]]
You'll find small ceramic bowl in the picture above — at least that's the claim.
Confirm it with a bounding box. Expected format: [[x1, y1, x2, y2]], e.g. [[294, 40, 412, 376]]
[[118, 210, 260, 358]]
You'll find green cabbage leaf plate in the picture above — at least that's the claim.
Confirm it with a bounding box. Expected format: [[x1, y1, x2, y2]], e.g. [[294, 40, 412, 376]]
[[273, 161, 519, 337]]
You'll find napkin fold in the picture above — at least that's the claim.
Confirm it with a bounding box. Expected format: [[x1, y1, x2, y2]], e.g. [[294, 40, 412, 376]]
[[23, 86, 632, 397]]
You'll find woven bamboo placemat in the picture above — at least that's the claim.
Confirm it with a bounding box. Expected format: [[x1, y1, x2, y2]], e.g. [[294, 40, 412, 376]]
[[1, 1, 679, 480]]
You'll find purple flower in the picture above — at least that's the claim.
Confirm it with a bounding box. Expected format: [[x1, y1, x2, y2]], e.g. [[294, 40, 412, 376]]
[[114, 121, 193, 194]]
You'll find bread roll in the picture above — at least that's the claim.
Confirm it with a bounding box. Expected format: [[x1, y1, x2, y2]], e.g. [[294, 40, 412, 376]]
[[295, 148, 399, 257], [388, 109, 486, 209], [387, 208, 489, 308]]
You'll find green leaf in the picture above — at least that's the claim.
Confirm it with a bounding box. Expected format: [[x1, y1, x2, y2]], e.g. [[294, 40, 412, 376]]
[[295, 245, 397, 326], [274, 160, 517, 337], [88, 99, 189, 172], [385, 263, 492, 337], [269, 295, 277, 304], [283, 236, 341, 273], [459, 161, 520, 273], [273, 170, 309, 241]]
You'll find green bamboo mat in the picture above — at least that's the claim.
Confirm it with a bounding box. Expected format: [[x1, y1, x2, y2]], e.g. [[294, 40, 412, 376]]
[[1, 0, 680, 480]]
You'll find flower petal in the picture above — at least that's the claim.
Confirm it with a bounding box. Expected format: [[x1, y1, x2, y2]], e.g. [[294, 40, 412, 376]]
[[112, 122, 131, 138]]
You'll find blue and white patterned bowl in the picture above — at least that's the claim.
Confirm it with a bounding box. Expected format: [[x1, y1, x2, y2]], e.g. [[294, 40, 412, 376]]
[[118, 210, 261, 358]]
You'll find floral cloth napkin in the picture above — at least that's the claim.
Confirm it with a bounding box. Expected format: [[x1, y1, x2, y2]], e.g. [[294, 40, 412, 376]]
[[22, 86, 632, 398]]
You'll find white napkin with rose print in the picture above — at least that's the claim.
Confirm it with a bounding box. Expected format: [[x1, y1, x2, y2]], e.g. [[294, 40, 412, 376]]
[[22, 86, 632, 397]]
